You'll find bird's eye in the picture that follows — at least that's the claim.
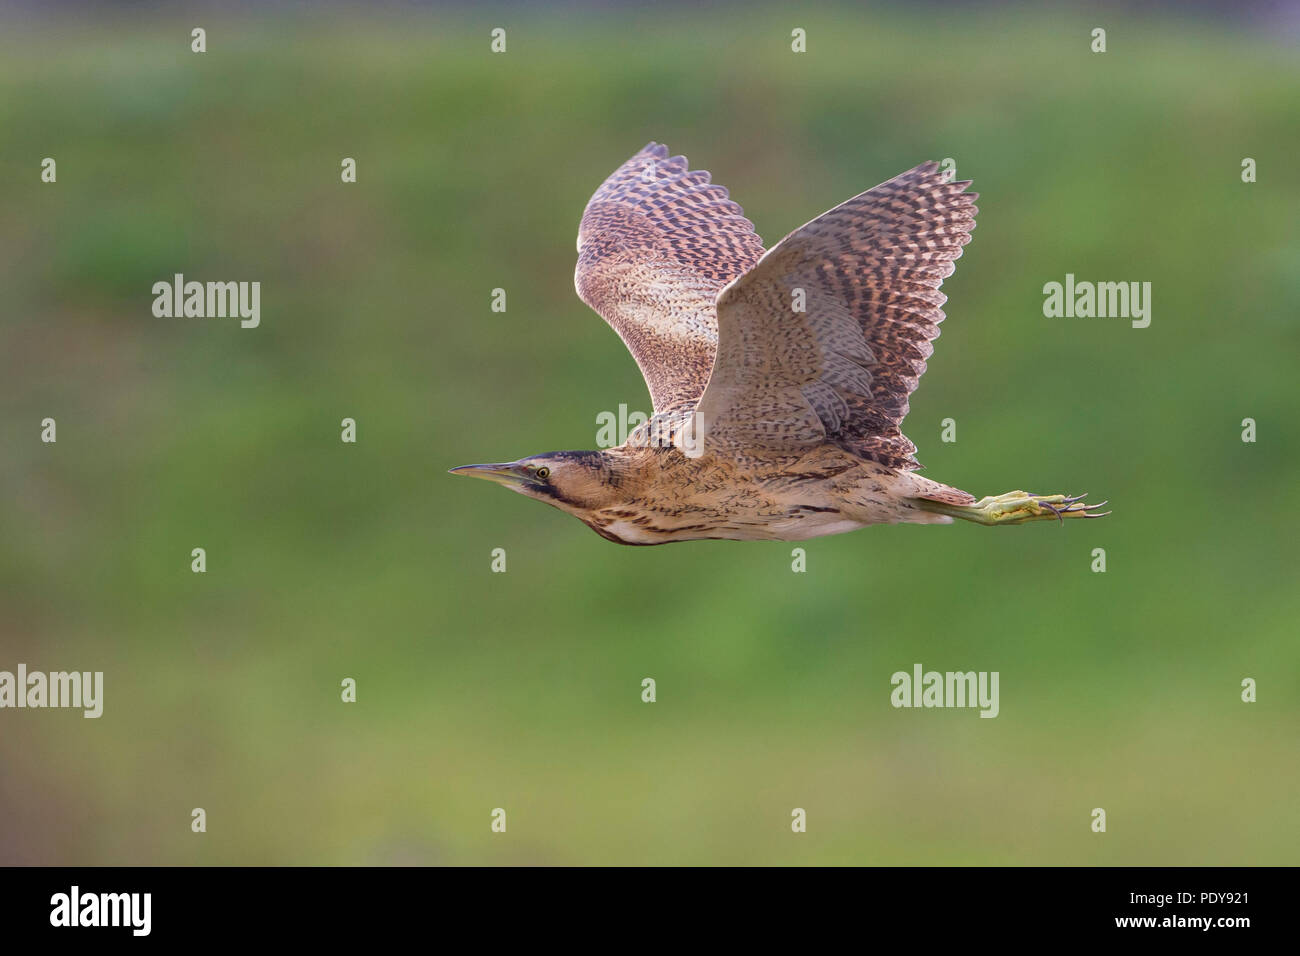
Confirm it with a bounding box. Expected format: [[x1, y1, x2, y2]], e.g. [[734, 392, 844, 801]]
[[535, 466, 550, 480]]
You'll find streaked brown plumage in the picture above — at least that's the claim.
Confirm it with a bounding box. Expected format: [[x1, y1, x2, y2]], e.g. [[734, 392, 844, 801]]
[[452, 142, 1106, 544]]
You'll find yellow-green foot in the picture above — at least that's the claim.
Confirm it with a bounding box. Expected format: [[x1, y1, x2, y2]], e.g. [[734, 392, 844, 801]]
[[963, 490, 1109, 526]]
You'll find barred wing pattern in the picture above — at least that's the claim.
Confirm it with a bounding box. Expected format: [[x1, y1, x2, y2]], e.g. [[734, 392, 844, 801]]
[[696, 162, 978, 468], [575, 142, 766, 414]]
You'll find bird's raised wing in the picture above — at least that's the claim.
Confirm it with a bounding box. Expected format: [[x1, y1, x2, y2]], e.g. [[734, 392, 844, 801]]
[[575, 142, 766, 415], [694, 162, 977, 468]]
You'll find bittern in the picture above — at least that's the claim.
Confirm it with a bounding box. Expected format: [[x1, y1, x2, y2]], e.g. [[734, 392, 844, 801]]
[[452, 143, 1106, 545]]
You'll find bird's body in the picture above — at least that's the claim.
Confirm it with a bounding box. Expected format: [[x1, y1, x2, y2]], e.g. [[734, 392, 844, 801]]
[[453, 143, 1106, 543], [540, 444, 949, 546]]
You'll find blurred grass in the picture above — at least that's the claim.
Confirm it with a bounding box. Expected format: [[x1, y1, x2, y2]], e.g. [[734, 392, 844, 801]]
[[0, 4, 1297, 864]]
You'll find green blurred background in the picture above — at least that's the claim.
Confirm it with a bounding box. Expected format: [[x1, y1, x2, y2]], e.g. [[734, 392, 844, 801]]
[[1, 3, 1297, 865]]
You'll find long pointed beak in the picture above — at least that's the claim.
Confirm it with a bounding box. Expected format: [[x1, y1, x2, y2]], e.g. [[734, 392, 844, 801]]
[[448, 462, 533, 488]]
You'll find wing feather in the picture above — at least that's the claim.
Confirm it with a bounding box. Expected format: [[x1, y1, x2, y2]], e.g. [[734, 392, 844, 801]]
[[575, 143, 766, 414], [694, 162, 977, 467]]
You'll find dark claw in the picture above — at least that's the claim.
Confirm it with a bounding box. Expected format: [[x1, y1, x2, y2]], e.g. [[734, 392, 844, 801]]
[[1038, 499, 1066, 524], [1034, 493, 1109, 522]]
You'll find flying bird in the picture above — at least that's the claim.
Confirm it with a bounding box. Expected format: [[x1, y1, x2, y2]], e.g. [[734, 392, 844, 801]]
[[452, 143, 1106, 545]]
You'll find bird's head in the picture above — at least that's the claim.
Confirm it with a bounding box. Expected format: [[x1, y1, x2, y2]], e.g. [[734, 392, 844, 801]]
[[449, 450, 625, 516]]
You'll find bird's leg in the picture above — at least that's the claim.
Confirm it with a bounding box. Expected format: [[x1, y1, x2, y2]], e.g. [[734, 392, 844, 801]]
[[918, 490, 1109, 526]]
